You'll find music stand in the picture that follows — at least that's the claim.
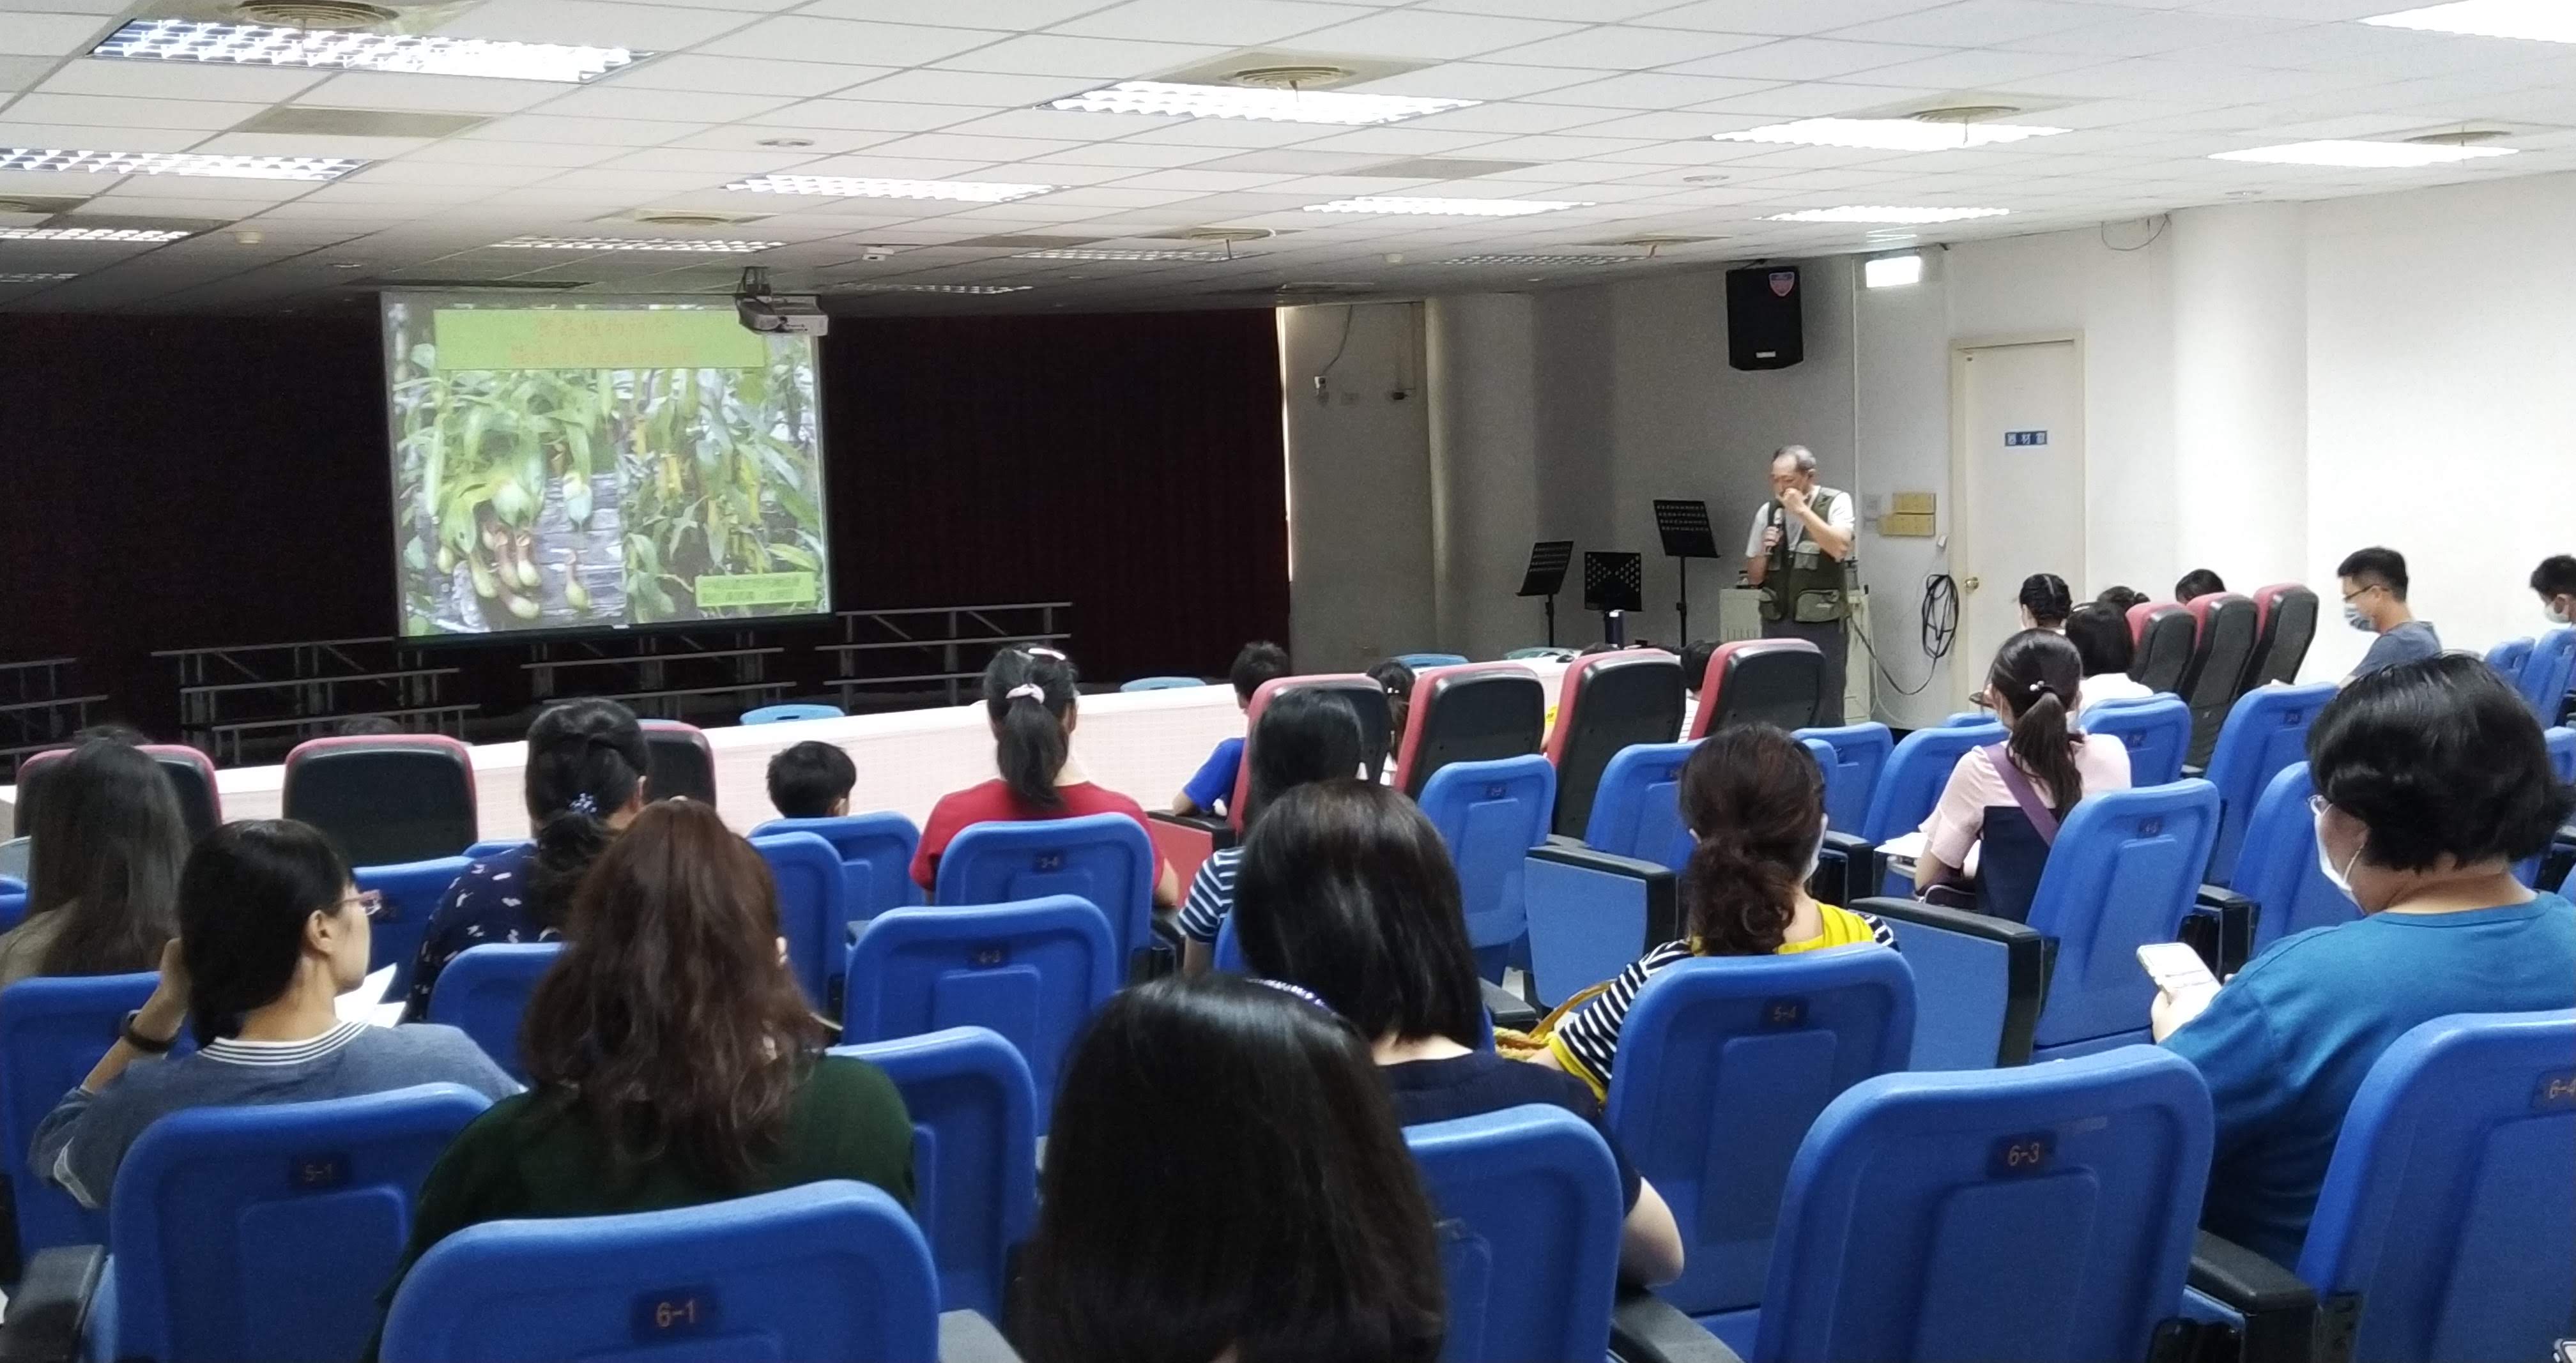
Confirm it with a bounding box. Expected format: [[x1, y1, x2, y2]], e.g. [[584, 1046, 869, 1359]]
[[1517, 540, 1574, 647], [1583, 552, 1643, 646], [1654, 499, 1722, 644]]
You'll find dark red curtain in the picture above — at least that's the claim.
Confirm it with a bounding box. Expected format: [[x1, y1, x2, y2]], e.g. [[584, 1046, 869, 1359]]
[[0, 308, 1287, 738]]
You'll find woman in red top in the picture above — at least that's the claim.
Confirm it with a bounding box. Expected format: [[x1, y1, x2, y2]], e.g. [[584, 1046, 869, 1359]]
[[912, 647, 1180, 905]]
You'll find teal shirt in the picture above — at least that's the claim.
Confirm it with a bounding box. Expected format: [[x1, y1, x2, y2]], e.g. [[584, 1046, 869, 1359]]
[[2163, 893, 2576, 1266]]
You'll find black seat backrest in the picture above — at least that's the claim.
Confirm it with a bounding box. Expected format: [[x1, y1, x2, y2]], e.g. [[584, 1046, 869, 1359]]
[[641, 721, 717, 806], [1396, 667, 1545, 798], [2129, 605, 2194, 694], [2179, 595, 2259, 768], [1547, 652, 1685, 838], [282, 737, 478, 867], [2241, 584, 2319, 690], [1696, 639, 1825, 736]]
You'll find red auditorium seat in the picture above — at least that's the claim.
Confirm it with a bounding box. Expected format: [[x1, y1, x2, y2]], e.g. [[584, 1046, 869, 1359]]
[[1148, 673, 1392, 888], [2177, 593, 2260, 767], [2126, 602, 2195, 694], [1544, 650, 1685, 838], [1685, 638, 1825, 739], [640, 719, 717, 807], [281, 734, 479, 867], [2240, 583, 2319, 690], [1391, 664, 1546, 797]]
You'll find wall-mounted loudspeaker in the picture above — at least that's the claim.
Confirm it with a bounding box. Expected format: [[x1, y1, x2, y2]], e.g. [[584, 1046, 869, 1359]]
[[1726, 265, 1804, 370]]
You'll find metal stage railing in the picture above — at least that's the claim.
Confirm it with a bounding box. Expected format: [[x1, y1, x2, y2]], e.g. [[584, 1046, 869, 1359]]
[[820, 603, 1071, 708]]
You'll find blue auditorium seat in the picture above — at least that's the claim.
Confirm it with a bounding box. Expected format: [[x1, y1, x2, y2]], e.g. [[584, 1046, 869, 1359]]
[[2190, 1010, 2576, 1363], [2486, 636, 2533, 689], [0, 885, 24, 934], [1404, 1106, 1625, 1363], [2235, 764, 2356, 957], [425, 943, 560, 1081], [1416, 755, 1554, 1016], [740, 702, 845, 723], [1576, 740, 1696, 872], [831, 1026, 1037, 1325], [1793, 722, 1892, 837], [751, 812, 923, 929], [2082, 692, 2191, 788], [2516, 726, 2575, 890], [2199, 682, 2335, 885], [843, 898, 1116, 1138], [1858, 720, 2005, 894], [2023, 780, 2224, 1060], [2515, 627, 2574, 722], [102, 1085, 494, 1363], [461, 839, 529, 861], [1523, 742, 1693, 1007], [1605, 949, 1915, 1353], [1751, 1046, 2213, 1362], [935, 814, 1155, 979], [0, 973, 163, 1261], [379, 1182, 940, 1363], [354, 854, 468, 995], [1395, 651, 1470, 669], [1116, 676, 1205, 692], [750, 830, 855, 1012]]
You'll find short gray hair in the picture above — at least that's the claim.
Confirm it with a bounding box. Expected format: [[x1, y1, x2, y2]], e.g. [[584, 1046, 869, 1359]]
[[1771, 444, 1818, 475]]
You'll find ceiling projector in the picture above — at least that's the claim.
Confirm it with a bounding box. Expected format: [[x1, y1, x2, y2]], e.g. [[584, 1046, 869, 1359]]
[[733, 267, 827, 337]]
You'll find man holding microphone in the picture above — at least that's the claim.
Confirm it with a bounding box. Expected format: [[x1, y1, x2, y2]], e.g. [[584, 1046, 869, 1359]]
[[1744, 444, 1857, 725]]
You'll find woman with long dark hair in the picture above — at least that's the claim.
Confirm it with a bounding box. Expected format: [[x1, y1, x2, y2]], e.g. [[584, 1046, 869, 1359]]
[[383, 800, 912, 1299], [31, 820, 515, 1212], [2066, 602, 2156, 707], [1177, 688, 1367, 973], [0, 739, 190, 988], [402, 697, 648, 1019], [1534, 725, 1895, 1097], [1022, 973, 1445, 1363], [1914, 628, 2132, 891], [910, 647, 1177, 904], [1237, 780, 1683, 1286]]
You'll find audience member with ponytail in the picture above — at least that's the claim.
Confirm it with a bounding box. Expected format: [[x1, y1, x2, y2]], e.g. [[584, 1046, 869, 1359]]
[[1913, 629, 2131, 892], [402, 697, 650, 1020], [911, 648, 1178, 904], [32, 820, 516, 1213], [1532, 724, 1895, 1099]]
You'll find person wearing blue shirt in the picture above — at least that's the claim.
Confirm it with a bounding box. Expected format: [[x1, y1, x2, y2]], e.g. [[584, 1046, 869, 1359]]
[[1169, 641, 1287, 819], [2154, 654, 2576, 1267]]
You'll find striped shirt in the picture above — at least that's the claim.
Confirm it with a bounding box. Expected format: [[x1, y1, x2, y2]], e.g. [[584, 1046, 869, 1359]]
[[1175, 846, 1243, 945], [1545, 904, 1897, 1100]]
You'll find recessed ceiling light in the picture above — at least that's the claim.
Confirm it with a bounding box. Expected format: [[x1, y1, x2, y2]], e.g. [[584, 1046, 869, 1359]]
[[1302, 196, 1591, 217], [1864, 253, 1924, 289], [843, 283, 1032, 294], [89, 18, 645, 83], [2361, 1, 2576, 43], [0, 271, 80, 283], [725, 175, 1053, 203], [1044, 80, 1476, 127], [491, 236, 785, 253], [1767, 206, 2011, 224], [756, 137, 815, 148], [0, 148, 362, 181], [1437, 254, 1639, 266], [330, 260, 367, 269], [0, 226, 194, 242], [2209, 139, 2516, 167], [1716, 118, 2069, 151], [1011, 247, 1229, 262], [1680, 174, 1729, 184]]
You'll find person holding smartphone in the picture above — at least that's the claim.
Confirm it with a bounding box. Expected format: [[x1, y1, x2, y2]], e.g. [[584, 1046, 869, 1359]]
[[2151, 654, 2575, 1268]]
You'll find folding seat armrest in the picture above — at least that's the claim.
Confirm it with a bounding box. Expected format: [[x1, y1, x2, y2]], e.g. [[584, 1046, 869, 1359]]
[[2189, 885, 2257, 976], [2187, 1230, 2318, 1363], [1609, 1290, 1746, 1363], [939, 1309, 1028, 1363], [1853, 897, 2048, 1067], [1529, 844, 1680, 941], [1524, 844, 1677, 1010], [0, 1245, 104, 1363], [1809, 830, 1877, 909], [1146, 811, 1229, 837]]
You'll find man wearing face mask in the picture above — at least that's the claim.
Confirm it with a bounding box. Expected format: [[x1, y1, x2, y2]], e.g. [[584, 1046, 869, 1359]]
[[2533, 554, 2576, 628], [2334, 545, 2440, 682], [2149, 655, 2575, 1268]]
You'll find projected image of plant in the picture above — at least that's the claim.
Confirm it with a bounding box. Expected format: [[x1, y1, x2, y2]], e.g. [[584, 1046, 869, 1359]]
[[387, 298, 829, 637]]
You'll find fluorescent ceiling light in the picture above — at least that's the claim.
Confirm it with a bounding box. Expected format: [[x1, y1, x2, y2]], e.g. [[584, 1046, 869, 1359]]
[[1768, 206, 2010, 224], [1303, 196, 1591, 217], [726, 176, 1053, 203], [90, 18, 643, 83], [0, 226, 194, 242], [0, 271, 80, 282], [1045, 80, 1476, 127], [2209, 139, 2516, 167], [1864, 254, 1924, 288], [2360, 1, 2576, 42], [1716, 118, 2068, 151], [492, 236, 783, 253], [844, 283, 1031, 294], [0, 148, 362, 181], [1438, 254, 1639, 266], [1011, 248, 1229, 262]]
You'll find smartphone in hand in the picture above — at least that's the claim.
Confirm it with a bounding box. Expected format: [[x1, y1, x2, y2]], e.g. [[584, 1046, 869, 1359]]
[[2137, 941, 2218, 996]]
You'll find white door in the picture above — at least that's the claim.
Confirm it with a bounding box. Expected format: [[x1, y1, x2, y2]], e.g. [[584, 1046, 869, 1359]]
[[1952, 339, 2085, 696]]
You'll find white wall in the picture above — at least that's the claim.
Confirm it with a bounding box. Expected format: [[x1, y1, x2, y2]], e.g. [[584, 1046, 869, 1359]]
[[1280, 303, 1434, 672]]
